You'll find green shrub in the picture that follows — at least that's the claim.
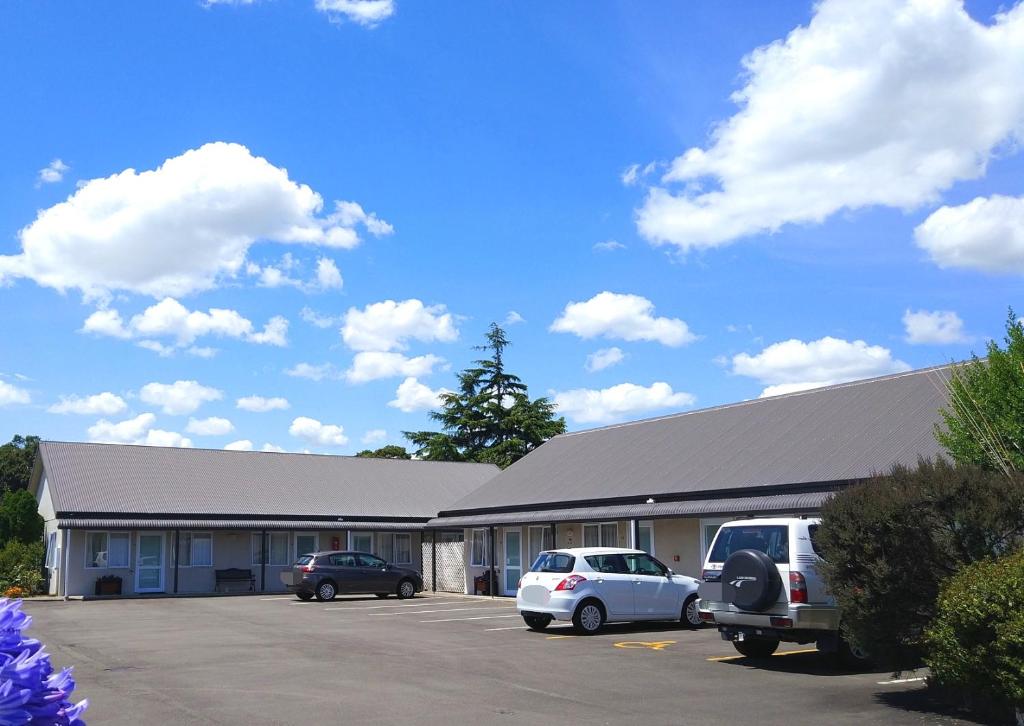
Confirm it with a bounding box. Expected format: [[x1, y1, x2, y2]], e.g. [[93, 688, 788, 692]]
[[0, 539, 45, 595], [815, 458, 1024, 670], [925, 550, 1024, 719], [0, 487, 44, 544]]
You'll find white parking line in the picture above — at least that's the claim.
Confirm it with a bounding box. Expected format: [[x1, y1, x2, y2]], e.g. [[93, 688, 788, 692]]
[[372, 606, 516, 616], [483, 626, 528, 631], [259, 597, 294, 601], [877, 676, 926, 685], [322, 600, 467, 611], [420, 614, 520, 623]]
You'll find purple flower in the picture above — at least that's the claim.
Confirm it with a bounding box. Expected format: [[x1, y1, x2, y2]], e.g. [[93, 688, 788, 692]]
[[0, 598, 87, 725]]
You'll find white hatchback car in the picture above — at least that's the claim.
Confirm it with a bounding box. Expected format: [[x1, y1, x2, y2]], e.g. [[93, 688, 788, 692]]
[[516, 547, 702, 634]]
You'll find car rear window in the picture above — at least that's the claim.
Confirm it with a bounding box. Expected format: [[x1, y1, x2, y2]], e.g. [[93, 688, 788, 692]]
[[296, 555, 313, 566], [708, 525, 789, 564], [807, 524, 821, 556], [530, 552, 575, 573]]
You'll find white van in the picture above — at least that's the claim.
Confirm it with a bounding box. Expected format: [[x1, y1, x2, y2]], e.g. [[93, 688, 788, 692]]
[[697, 516, 870, 667]]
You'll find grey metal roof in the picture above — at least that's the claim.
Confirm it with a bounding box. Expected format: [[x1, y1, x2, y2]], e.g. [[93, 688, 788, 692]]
[[39, 442, 498, 519], [441, 365, 953, 515], [58, 518, 424, 531], [428, 490, 833, 528]]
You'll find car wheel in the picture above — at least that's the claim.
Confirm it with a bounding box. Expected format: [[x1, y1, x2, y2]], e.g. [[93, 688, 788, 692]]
[[732, 637, 779, 658], [375, 593, 390, 599], [572, 600, 605, 635], [315, 580, 337, 602], [835, 636, 873, 669], [523, 614, 552, 631], [397, 579, 416, 600], [296, 592, 314, 601], [681, 594, 702, 628]]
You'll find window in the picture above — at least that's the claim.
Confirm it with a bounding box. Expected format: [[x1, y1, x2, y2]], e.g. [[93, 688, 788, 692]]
[[583, 522, 618, 548], [394, 534, 412, 564], [807, 524, 821, 556], [330, 553, 357, 567], [350, 532, 373, 553], [378, 533, 394, 563], [357, 553, 386, 568], [530, 552, 574, 573], [700, 518, 729, 563], [708, 525, 790, 564], [45, 532, 57, 569], [85, 532, 129, 568], [295, 533, 318, 557], [584, 554, 627, 573], [470, 529, 489, 566], [527, 526, 554, 567], [251, 533, 290, 566], [623, 553, 668, 576], [638, 522, 654, 554], [174, 532, 213, 567]]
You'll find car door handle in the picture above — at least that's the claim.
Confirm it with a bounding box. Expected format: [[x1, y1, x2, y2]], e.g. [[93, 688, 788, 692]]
[[632, 580, 642, 584], [595, 578, 604, 583]]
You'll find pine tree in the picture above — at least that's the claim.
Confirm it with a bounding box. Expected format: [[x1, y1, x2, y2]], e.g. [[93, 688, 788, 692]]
[[405, 323, 565, 468]]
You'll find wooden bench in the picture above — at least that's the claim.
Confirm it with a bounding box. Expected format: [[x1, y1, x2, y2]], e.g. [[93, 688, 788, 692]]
[[214, 568, 255, 593]]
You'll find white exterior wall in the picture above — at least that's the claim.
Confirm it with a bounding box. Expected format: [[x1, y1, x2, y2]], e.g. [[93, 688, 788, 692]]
[[34, 478, 62, 595]]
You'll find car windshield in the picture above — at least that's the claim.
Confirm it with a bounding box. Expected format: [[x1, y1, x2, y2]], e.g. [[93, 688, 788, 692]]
[[708, 525, 789, 564], [530, 552, 575, 573]]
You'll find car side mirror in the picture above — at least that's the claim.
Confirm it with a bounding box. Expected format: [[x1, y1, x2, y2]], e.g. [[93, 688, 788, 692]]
[[666, 569, 674, 577]]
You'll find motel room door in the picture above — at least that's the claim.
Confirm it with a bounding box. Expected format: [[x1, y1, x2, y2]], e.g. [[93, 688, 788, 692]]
[[503, 529, 522, 596], [135, 533, 165, 593]]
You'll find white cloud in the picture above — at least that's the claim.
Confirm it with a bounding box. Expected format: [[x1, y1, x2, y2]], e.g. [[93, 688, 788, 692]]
[[247, 254, 343, 292], [914, 194, 1024, 274], [387, 377, 450, 413], [732, 336, 911, 397], [0, 381, 31, 407], [361, 428, 387, 445], [345, 352, 445, 384], [185, 416, 235, 436], [315, 0, 395, 27], [315, 258, 343, 290], [187, 346, 218, 358], [224, 439, 253, 451], [635, 0, 1024, 251], [592, 240, 626, 253], [300, 306, 339, 329], [585, 347, 625, 372], [48, 392, 126, 416], [261, 443, 286, 452], [621, 164, 641, 187], [236, 395, 290, 412], [139, 380, 223, 415], [342, 299, 459, 351], [553, 382, 695, 424], [289, 416, 348, 446], [285, 362, 340, 381], [82, 297, 289, 351], [504, 311, 525, 326], [0, 142, 391, 299], [86, 412, 191, 447], [902, 309, 970, 344], [37, 159, 69, 186], [550, 292, 697, 347]]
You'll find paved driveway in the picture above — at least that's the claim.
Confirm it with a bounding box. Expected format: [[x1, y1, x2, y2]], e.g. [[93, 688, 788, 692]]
[[23, 595, 977, 725]]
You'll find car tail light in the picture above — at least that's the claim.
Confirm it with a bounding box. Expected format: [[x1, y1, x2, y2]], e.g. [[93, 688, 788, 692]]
[[702, 569, 721, 582], [554, 575, 587, 591], [770, 617, 793, 628], [789, 571, 807, 604], [302, 564, 316, 573], [698, 611, 716, 623], [517, 577, 523, 589]]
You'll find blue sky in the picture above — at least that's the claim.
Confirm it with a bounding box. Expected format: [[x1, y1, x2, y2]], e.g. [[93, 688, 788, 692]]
[[1, 0, 1021, 453]]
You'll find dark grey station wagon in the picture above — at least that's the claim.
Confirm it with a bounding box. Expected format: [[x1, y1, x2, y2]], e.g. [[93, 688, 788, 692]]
[[281, 550, 424, 601]]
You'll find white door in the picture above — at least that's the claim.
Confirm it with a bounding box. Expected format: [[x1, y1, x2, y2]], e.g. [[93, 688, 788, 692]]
[[503, 529, 522, 596], [135, 533, 165, 593], [625, 553, 679, 618]]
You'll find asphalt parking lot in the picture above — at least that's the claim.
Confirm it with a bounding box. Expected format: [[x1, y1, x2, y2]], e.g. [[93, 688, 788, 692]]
[[23, 594, 977, 725]]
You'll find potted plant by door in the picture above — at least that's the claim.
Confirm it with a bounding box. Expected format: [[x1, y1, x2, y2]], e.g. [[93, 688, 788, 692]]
[[95, 574, 122, 596]]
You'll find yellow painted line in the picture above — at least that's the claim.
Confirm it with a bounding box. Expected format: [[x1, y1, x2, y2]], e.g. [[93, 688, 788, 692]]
[[707, 647, 819, 662], [614, 641, 676, 651], [546, 635, 573, 640]]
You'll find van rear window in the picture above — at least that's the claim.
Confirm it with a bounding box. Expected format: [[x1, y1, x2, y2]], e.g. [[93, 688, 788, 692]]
[[708, 525, 789, 564], [530, 552, 575, 573]]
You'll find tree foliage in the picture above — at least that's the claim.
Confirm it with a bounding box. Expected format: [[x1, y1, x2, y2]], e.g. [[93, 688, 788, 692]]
[[0, 435, 39, 493], [815, 459, 1024, 670], [355, 445, 412, 460], [405, 323, 566, 468], [0, 489, 44, 546], [936, 309, 1024, 475]]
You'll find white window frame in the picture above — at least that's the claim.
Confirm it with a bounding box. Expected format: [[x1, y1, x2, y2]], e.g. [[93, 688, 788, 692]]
[[349, 531, 374, 554], [175, 532, 213, 568], [84, 531, 130, 569], [294, 531, 318, 558], [45, 531, 57, 569], [582, 522, 618, 548], [527, 526, 554, 568], [392, 533, 412, 565], [470, 528, 489, 567], [699, 517, 730, 564]]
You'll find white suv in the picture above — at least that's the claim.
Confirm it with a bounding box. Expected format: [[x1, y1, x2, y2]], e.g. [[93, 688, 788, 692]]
[[697, 517, 869, 667], [516, 547, 701, 634]]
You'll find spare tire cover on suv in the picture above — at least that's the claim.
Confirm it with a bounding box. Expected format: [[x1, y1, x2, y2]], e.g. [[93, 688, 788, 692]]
[[721, 549, 782, 612]]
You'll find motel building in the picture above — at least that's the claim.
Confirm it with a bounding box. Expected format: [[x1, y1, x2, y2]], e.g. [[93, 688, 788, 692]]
[[31, 364, 952, 599], [426, 365, 952, 597]]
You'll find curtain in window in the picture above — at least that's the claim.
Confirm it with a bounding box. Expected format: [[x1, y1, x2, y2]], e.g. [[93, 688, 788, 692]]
[[583, 525, 599, 548], [600, 523, 617, 547], [352, 533, 373, 553], [638, 524, 653, 554], [471, 530, 488, 566], [87, 532, 107, 567], [192, 534, 213, 566], [269, 533, 289, 565], [296, 534, 317, 557], [394, 534, 411, 563], [108, 533, 130, 568], [251, 534, 264, 565], [378, 533, 394, 563]]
